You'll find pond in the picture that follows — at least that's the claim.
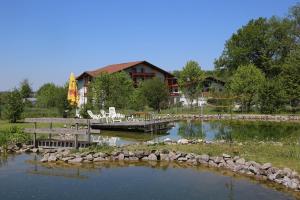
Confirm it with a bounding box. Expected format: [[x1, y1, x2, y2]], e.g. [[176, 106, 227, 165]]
[[0, 154, 297, 200], [96, 120, 300, 146]]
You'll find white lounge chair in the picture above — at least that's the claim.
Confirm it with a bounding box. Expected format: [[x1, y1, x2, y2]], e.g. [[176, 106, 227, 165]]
[[108, 107, 125, 123], [100, 109, 109, 123], [87, 110, 107, 123]]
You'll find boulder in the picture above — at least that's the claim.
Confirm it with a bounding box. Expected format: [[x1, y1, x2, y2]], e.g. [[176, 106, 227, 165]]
[[48, 155, 58, 162], [68, 157, 83, 163], [260, 163, 272, 170], [160, 154, 170, 161], [62, 157, 74, 162], [222, 154, 231, 160], [249, 165, 259, 174], [31, 148, 39, 153], [178, 157, 188, 162], [177, 139, 189, 144], [168, 152, 177, 161], [93, 157, 106, 162], [85, 154, 94, 161], [128, 157, 139, 161], [208, 160, 218, 167], [148, 153, 157, 161], [235, 158, 245, 165], [118, 154, 125, 160], [198, 154, 210, 162]]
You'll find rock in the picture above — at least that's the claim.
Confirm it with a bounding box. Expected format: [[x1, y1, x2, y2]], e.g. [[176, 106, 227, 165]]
[[225, 159, 235, 169], [168, 152, 177, 161], [249, 166, 259, 174], [31, 148, 39, 153], [178, 157, 188, 161], [128, 157, 139, 161], [222, 154, 231, 159], [68, 157, 83, 163], [233, 156, 240, 162], [233, 165, 243, 172], [213, 156, 223, 164], [283, 168, 292, 177], [160, 154, 169, 161], [48, 155, 58, 162], [141, 156, 149, 161], [148, 153, 157, 161], [208, 160, 218, 167], [93, 157, 106, 162], [260, 163, 272, 170], [163, 138, 172, 143], [177, 139, 189, 144], [40, 157, 48, 162], [62, 157, 73, 162], [85, 154, 94, 161], [186, 153, 195, 159], [235, 158, 245, 165], [198, 154, 210, 162], [62, 149, 71, 156], [118, 154, 125, 160]]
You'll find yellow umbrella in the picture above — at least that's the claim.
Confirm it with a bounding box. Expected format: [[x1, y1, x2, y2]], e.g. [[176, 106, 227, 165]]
[[67, 72, 79, 106]]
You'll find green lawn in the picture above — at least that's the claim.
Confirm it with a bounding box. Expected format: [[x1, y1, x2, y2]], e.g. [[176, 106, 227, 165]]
[[0, 120, 64, 132]]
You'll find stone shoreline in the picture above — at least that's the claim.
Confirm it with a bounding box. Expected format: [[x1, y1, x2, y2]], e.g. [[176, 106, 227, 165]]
[[38, 147, 300, 192]]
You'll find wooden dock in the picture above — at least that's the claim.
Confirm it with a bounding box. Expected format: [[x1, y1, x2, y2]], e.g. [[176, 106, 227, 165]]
[[91, 119, 176, 132], [24, 118, 98, 149], [24, 117, 177, 148]]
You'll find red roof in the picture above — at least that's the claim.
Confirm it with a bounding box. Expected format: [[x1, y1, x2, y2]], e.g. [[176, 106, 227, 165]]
[[77, 60, 174, 80]]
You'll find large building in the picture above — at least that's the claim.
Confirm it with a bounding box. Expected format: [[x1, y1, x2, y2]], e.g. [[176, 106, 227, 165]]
[[76, 61, 179, 106]]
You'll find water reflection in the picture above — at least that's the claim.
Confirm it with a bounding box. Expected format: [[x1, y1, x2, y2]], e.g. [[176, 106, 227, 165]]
[[92, 120, 300, 145], [0, 154, 296, 200]]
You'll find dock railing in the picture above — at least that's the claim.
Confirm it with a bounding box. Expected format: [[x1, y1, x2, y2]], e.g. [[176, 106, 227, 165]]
[[24, 118, 99, 149]]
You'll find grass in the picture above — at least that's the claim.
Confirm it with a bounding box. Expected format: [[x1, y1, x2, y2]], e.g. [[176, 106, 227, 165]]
[[0, 120, 65, 132]]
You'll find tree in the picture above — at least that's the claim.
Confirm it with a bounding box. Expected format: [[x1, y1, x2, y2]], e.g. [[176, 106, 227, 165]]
[[258, 79, 287, 114], [228, 64, 265, 112], [36, 83, 58, 108], [19, 79, 32, 99], [139, 78, 169, 111], [178, 61, 204, 107], [88, 72, 134, 110], [129, 89, 147, 111], [215, 17, 296, 78], [281, 47, 300, 111], [4, 89, 24, 123], [55, 84, 72, 117]]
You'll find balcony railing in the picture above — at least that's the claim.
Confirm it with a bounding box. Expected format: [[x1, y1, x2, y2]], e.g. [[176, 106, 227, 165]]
[[130, 72, 156, 77]]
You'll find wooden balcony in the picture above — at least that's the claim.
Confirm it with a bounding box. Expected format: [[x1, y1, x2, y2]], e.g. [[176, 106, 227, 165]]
[[130, 72, 155, 77]]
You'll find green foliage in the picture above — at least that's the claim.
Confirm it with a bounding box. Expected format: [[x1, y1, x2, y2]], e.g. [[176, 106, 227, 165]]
[[281, 47, 300, 110], [178, 61, 204, 107], [36, 83, 58, 108], [19, 79, 32, 99], [228, 64, 265, 112], [129, 89, 147, 111], [215, 16, 296, 78], [0, 126, 30, 149], [88, 72, 134, 110], [55, 84, 73, 117], [4, 89, 24, 123], [79, 103, 92, 119], [258, 79, 287, 114], [138, 78, 169, 111], [36, 83, 71, 117]]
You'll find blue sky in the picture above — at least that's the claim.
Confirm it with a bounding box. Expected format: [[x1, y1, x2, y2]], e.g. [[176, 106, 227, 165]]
[[0, 0, 298, 91]]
